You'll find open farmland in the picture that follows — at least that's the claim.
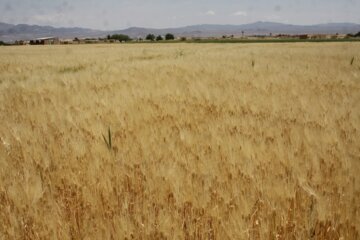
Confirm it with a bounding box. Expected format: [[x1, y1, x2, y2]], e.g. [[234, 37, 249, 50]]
[[0, 43, 359, 239]]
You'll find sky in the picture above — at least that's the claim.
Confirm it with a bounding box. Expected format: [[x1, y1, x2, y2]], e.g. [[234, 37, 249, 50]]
[[1, 0, 359, 30]]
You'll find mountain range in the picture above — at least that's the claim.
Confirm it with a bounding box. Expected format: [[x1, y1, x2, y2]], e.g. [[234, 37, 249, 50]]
[[1, 21, 360, 42]]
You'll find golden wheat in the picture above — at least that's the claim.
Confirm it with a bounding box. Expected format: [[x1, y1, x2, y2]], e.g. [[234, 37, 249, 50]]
[[0, 43, 359, 239]]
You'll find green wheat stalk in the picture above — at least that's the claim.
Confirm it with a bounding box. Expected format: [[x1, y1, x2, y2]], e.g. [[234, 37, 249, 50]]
[[102, 127, 112, 150]]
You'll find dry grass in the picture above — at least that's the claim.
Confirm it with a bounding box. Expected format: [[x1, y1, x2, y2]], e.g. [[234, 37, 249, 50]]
[[0, 43, 359, 239]]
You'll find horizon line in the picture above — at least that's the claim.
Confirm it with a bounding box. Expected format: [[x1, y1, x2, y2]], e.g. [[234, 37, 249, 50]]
[[1, 20, 360, 31]]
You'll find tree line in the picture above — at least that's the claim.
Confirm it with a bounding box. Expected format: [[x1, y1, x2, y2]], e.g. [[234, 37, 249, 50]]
[[347, 32, 360, 38], [107, 33, 175, 42]]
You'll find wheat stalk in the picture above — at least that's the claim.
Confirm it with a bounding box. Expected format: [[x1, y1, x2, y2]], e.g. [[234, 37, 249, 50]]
[[102, 127, 112, 150]]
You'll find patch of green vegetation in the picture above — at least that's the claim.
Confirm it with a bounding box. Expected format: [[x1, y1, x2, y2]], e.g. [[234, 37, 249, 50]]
[[129, 55, 163, 61], [58, 64, 86, 73]]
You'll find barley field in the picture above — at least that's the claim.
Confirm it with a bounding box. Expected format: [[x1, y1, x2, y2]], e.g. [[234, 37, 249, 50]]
[[0, 43, 359, 239]]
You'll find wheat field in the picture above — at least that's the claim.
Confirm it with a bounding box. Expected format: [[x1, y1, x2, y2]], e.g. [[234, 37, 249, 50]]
[[0, 43, 359, 239]]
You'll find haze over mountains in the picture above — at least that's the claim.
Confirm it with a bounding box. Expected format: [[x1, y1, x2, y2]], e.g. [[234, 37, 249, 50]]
[[1, 21, 360, 42]]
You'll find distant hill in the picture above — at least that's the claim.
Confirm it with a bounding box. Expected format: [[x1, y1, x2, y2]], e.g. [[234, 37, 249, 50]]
[[111, 22, 360, 38], [0, 23, 104, 42], [1, 21, 360, 42], [0, 22, 14, 32]]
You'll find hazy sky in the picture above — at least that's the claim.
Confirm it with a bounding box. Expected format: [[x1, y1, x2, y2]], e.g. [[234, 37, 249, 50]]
[[1, 0, 359, 30]]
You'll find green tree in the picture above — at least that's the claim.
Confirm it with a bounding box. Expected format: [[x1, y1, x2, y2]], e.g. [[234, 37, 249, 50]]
[[156, 35, 163, 41], [108, 34, 131, 42], [165, 33, 175, 40], [146, 34, 156, 41]]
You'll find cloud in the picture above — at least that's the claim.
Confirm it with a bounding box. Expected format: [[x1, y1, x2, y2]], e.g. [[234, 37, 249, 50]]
[[233, 11, 247, 17], [205, 10, 215, 16]]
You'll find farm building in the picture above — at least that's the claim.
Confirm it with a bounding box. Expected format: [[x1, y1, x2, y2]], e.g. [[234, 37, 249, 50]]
[[30, 37, 60, 45]]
